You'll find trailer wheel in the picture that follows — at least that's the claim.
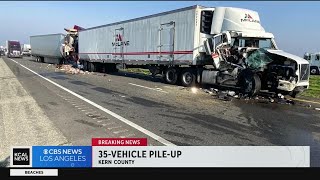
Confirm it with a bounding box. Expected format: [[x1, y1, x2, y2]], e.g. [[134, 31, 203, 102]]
[[239, 71, 261, 96], [181, 68, 196, 87], [164, 67, 178, 85], [310, 66, 319, 75], [83, 61, 88, 71], [88, 62, 95, 72]]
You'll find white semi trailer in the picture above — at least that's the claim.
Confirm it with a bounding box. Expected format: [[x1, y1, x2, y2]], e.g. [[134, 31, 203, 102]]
[[76, 5, 309, 97], [30, 34, 66, 64], [303, 52, 320, 75], [30, 5, 310, 97]]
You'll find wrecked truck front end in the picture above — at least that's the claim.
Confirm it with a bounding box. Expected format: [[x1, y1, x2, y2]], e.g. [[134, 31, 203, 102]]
[[203, 31, 309, 97], [245, 48, 309, 96], [265, 50, 309, 96]]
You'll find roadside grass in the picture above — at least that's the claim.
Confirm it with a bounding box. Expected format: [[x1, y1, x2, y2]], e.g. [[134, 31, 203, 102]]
[[121, 68, 151, 75], [300, 75, 320, 98]]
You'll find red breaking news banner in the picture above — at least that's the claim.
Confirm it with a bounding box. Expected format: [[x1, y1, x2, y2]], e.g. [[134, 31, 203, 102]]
[[92, 138, 148, 146]]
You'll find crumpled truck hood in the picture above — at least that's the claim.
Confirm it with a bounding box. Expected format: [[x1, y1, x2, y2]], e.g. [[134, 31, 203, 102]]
[[266, 50, 309, 64]]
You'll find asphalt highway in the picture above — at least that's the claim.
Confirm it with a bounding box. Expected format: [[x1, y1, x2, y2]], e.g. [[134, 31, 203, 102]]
[[1, 56, 319, 166]]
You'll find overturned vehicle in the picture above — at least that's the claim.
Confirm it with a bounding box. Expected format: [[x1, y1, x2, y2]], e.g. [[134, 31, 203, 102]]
[[203, 31, 310, 97]]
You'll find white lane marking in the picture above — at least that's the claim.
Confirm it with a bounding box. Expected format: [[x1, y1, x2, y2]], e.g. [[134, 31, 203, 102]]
[[120, 134, 135, 138], [128, 83, 168, 94], [107, 126, 122, 130], [104, 122, 115, 126], [113, 129, 129, 134], [9, 58, 175, 146]]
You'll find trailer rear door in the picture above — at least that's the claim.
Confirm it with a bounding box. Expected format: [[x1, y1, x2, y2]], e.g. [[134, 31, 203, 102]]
[[158, 21, 175, 64]]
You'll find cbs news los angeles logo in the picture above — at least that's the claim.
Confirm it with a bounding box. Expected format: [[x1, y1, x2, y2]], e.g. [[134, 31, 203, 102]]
[[10, 146, 32, 167]]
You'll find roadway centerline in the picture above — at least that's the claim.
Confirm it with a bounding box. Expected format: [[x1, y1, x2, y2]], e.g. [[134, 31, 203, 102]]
[[128, 83, 169, 93], [8, 58, 175, 146]]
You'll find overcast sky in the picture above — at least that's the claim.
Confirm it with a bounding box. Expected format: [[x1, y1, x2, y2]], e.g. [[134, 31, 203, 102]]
[[0, 1, 319, 56]]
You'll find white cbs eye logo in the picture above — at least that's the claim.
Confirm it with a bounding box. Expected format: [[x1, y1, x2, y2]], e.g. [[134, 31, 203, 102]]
[[43, 149, 48, 155]]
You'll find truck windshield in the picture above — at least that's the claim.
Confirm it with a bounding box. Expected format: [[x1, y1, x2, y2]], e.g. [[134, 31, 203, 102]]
[[10, 45, 20, 48], [231, 38, 276, 49]]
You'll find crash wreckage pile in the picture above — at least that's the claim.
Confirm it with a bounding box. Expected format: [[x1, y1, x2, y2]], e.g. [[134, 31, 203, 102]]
[[56, 64, 88, 75], [202, 87, 295, 105]]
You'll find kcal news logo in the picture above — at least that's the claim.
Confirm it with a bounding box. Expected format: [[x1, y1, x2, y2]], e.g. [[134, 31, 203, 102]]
[[12, 147, 31, 166]]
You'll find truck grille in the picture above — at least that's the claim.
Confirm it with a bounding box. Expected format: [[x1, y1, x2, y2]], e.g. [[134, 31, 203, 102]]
[[300, 64, 309, 81]]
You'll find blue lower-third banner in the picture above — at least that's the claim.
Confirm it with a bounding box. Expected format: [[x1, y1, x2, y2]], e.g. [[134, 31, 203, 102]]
[[32, 146, 92, 167]]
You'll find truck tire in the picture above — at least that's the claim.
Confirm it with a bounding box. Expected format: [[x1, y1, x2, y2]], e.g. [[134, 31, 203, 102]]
[[83, 61, 88, 71], [88, 62, 95, 72], [181, 68, 196, 87], [164, 67, 178, 85], [310, 66, 319, 75], [239, 71, 261, 96]]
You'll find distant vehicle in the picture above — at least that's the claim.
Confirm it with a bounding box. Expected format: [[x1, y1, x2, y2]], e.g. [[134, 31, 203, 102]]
[[21, 44, 31, 56], [0, 46, 5, 56], [6, 40, 22, 58], [304, 52, 320, 75]]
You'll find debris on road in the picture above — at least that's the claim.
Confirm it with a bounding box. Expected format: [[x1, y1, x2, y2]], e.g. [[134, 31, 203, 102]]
[[203, 89, 213, 94], [217, 91, 232, 101], [269, 98, 275, 103], [278, 93, 285, 99], [315, 108, 320, 111], [200, 86, 301, 105], [227, 91, 236, 97], [56, 64, 86, 75]]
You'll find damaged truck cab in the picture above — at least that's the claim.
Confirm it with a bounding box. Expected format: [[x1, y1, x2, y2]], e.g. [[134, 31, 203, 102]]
[[203, 7, 309, 97]]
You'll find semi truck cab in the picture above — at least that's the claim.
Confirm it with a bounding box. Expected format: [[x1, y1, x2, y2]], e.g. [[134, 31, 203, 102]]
[[6, 40, 22, 58], [202, 7, 309, 97]]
